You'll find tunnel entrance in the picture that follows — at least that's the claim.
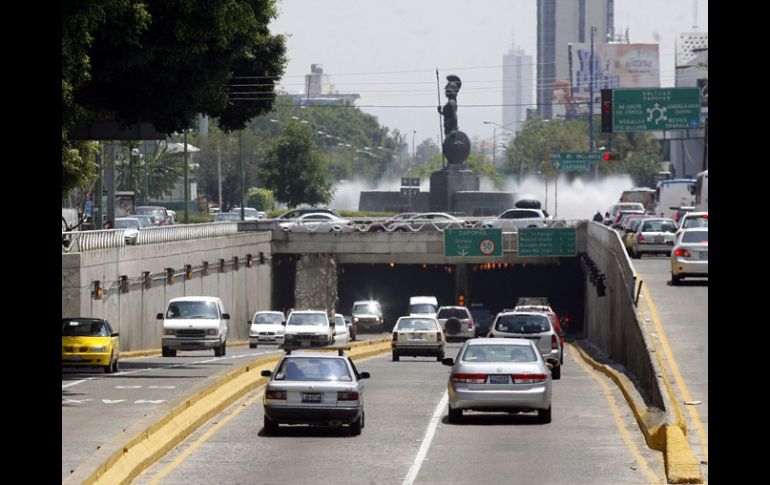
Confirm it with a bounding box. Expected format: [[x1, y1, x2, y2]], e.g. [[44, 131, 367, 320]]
[[337, 259, 584, 335], [271, 254, 297, 314], [338, 264, 455, 332]]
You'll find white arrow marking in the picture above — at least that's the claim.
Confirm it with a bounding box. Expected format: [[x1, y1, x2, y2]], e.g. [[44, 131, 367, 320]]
[[134, 399, 165, 404], [457, 249, 469, 256], [115, 385, 142, 389], [102, 399, 126, 404]]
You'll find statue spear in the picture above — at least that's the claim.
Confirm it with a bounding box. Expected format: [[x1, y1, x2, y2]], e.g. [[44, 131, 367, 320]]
[[436, 68, 445, 167]]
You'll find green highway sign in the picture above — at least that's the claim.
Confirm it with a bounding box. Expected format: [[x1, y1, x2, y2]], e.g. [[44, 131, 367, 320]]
[[444, 228, 502, 257], [612, 88, 701, 132], [517, 228, 577, 257], [549, 152, 601, 172]]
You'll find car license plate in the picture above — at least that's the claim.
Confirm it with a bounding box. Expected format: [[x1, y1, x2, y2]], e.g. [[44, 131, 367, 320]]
[[302, 393, 322, 403], [68, 355, 82, 361], [410, 334, 424, 340], [489, 375, 508, 384], [300, 341, 311, 347], [698, 252, 708, 260]]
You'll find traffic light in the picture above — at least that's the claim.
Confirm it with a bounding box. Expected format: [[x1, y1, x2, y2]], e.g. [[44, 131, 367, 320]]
[[457, 294, 465, 306], [600, 89, 613, 133], [602, 152, 621, 161]]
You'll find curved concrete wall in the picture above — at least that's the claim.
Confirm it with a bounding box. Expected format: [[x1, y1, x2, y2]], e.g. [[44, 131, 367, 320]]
[[61, 233, 273, 351]]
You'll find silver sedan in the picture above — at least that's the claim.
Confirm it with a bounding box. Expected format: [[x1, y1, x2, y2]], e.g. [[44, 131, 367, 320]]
[[442, 338, 552, 423], [671, 228, 708, 284], [279, 213, 356, 232]]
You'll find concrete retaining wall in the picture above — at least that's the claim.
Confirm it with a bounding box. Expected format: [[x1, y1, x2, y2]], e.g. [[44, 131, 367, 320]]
[[61, 233, 273, 351], [294, 253, 339, 312], [583, 222, 664, 409]]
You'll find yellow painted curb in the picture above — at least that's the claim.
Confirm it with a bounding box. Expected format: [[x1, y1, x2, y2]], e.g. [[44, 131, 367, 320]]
[[571, 343, 703, 484], [80, 338, 391, 485]]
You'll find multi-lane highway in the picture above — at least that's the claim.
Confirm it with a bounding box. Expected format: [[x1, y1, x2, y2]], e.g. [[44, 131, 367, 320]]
[[62, 256, 707, 484]]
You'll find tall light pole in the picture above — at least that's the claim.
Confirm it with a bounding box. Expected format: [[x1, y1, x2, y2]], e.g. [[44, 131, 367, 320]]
[[183, 131, 189, 224], [239, 129, 245, 221], [483, 120, 516, 169], [410, 130, 416, 211]]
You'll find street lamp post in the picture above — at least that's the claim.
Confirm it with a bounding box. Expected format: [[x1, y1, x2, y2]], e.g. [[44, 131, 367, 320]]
[[410, 131, 416, 211], [183, 131, 189, 224], [483, 120, 516, 169]]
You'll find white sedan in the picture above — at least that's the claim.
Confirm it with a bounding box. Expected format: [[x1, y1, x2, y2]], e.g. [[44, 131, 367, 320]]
[[671, 228, 708, 285], [279, 213, 356, 232]]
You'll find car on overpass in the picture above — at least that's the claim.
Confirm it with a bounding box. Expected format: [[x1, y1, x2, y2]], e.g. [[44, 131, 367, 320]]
[[481, 208, 550, 230], [62, 318, 120, 373], [390, 212, 465, 232], [275, 207, 341, 220], [261, 347, 370, 435], [279, 213, 356, 232], [114, 217, 142, 245], [442, 338, 552, 423], [366, 212, 418, 232]]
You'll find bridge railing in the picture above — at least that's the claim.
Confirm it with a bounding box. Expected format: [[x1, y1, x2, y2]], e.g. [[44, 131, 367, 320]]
[[62, 229, 126, 253], [136, 222, 240, 245]]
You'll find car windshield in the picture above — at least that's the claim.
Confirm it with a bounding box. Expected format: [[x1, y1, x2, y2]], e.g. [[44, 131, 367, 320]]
[[397, 319, 437, 331], [683, 217, 708, 229], [462, 344, 537, 363], [288, 313, 328, 326], [353, 303, 379, 314], [495, 314, 550, 333], [274, 357, 352, 382], [166, 301, 219, 319], [115, 219, 140, 229], [253, 313, 283, 324], [437, 308, 468, 319], [410, 304, 437, 314], [62, 320, 110, 337], [642, 220, 677, 232], [681, 230, 708, 243], [334, 316, 345, 326]]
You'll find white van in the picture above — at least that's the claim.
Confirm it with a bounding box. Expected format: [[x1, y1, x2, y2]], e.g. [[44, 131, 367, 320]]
[[409, 296, 439, 318], [283, 310, 335, 348], [158, 296, 230, 357]]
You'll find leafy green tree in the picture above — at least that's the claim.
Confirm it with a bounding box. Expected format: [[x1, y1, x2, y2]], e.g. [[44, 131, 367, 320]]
[[247, 187, 274, 211], [259, 123, 334, 207], [62, 0, 287, 195], [115, 143, 184, 201]]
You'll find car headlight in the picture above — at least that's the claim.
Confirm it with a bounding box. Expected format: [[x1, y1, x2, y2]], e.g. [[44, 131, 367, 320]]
[[164, 329, 175, 335], [90, 346, 107, 352], [207, 329, 218, 336], [353, 317, 359, 323]]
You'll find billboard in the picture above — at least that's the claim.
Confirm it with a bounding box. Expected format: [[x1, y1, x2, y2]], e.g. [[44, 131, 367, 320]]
[[569, 43, 660, 114]]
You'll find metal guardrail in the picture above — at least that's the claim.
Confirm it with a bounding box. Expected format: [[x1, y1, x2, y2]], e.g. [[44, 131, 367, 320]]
[[136, 222, 240, 245], [62, 229, 126, 253]]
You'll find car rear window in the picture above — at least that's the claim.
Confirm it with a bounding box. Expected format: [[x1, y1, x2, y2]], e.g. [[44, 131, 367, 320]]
[[397, 319, 437, 331], [274, 357, 352, 382], [287, 313, 328, 326], [437, 308, 469, 319], [494, 314, 550, 333], [681, 230, 708, 243], [410, 304, 437, 314], [253, 313, 282, 324], [642, 220, 677, 232], [462, 344, 537, 363], [62, 320, 109, 337], [682, 216, 708, 229]]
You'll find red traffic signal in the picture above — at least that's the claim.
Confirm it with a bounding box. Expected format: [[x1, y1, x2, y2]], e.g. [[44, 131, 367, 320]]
[[602, 152, 620, 161]]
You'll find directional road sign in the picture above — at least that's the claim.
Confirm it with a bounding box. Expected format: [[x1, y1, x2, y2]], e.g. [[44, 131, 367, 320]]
[[444, 228, 502, 257], [612, 88, 701, 132], [517, 228, 577, 257], [549, 152, 601, 172]]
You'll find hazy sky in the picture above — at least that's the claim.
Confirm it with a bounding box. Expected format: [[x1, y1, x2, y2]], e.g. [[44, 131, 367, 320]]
[[269, 0, 707, 148]]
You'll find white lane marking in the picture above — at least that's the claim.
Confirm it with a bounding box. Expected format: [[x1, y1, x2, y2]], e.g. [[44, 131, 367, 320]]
[[402, 390, 448, 485], [148, 385, 176, 389], [102, 399, 126, 404], [115, 385, 143, 389], [62, 379, 91, 389], [62, 398, 93, 404], [135, 399, 165, 404]]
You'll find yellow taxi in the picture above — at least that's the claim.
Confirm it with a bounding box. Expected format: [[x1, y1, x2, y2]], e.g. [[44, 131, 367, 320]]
[[62, 318, 120, 373]]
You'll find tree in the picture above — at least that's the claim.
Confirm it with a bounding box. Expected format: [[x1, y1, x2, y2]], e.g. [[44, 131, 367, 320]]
[[259, 123, 334, 208], [247, 187, 274, 211], [62, 0, 287, 195], [115, 143, 185, 201]]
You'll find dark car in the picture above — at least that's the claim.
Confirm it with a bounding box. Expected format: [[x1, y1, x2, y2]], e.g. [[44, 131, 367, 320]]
[[134, 206, 172, 226], [468, 304, 493, 337]]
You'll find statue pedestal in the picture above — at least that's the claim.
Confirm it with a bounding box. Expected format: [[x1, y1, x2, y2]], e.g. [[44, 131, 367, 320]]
[[429, 166, 479, 213]]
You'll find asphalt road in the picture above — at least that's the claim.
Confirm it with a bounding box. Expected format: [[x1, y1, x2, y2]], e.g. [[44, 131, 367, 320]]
[[634, 255, 708, 480], [61, 333, 388, 481], [134, 341, 665, 485]]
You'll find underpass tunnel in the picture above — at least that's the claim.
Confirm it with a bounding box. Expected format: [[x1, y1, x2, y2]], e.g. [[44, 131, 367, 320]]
[[271, 254, 297, 314], [337, 259, 585, 335], [338, 264, 455, 331]]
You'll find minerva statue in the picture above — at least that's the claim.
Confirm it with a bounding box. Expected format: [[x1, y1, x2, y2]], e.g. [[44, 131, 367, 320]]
[[437, 74, 470, 166]]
